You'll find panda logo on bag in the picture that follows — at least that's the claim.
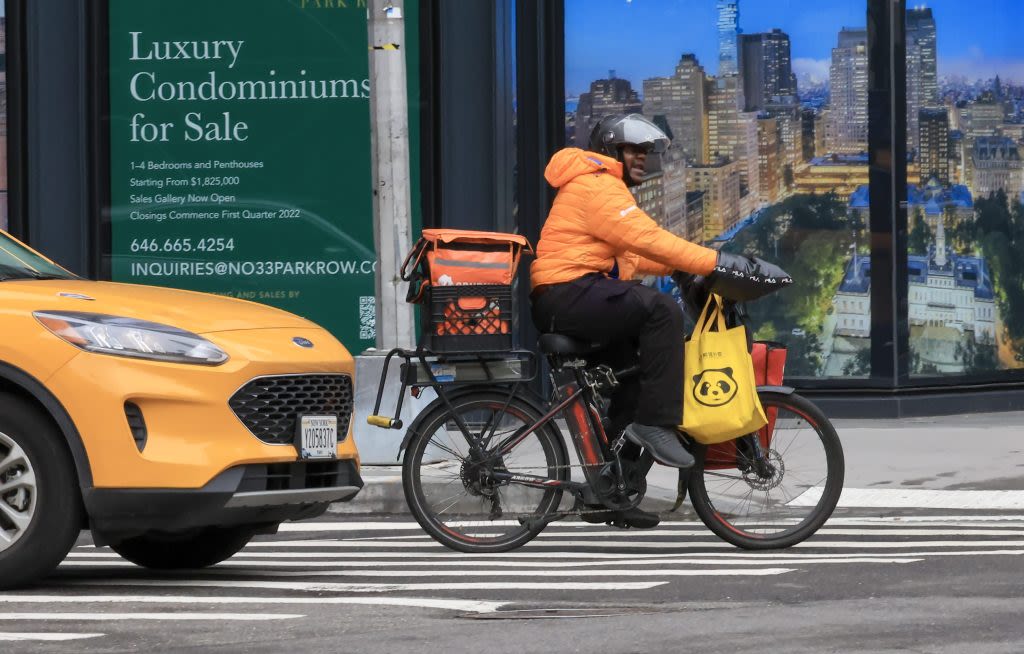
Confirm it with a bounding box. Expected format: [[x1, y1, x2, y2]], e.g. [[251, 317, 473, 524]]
[[692, 367, 738, 407]]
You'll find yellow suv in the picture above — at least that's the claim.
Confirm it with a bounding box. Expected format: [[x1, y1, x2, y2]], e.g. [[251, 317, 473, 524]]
[[0, 230, 362, 588]]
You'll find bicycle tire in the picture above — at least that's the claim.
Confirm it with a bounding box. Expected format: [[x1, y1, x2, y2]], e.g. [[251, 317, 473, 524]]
[[402, 390, 568, 553], [688, 391, 844, 550]]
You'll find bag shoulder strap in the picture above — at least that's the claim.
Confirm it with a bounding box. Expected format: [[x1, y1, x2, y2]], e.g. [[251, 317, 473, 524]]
[[400, 237, 430, 281], [697, 294, 727, 335]]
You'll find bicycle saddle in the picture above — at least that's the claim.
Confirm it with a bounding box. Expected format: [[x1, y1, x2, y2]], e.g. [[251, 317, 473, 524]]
[[538, 333, 601, 355]]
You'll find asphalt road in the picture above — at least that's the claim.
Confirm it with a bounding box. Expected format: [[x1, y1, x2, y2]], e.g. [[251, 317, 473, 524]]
[[4, 509, 1024, 653]]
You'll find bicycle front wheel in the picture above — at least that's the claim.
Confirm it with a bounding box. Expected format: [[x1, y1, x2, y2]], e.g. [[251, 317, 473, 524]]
[[402, 391, 568, 553], [688, 391, 844, 549]]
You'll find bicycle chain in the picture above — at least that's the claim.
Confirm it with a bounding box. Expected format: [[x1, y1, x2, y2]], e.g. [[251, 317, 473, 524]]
[[443, 460, 649, 520]]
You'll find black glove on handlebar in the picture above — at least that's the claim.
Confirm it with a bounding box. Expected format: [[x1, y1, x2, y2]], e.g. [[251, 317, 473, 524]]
[[708, 252, 793, 302]]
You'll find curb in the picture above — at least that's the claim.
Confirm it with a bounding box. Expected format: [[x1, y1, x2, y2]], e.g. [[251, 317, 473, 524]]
[[329, 465, 696, 517]]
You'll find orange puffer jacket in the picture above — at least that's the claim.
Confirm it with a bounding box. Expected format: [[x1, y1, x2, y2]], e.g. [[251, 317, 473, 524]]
[[530, 148, 717, 289]]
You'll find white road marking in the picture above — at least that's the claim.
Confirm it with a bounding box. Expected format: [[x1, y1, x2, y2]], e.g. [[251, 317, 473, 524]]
[[125, 538, 1024, 550], [824, 516, 1024, 524], [63, 579, 673, 592], [534, 528, 1024, 538], [0, 613, 302, 621], [0, 633, 103, 642], [62, 548, 1024, 563], [272, 515, 1024, 532], [272, 516, 1024, 533], [156, 558, 920, 577], [61, 553, 920, 566], [792, 488, 1024, 510], [0, 595, 506, 614], [66, 569, 793, 585]]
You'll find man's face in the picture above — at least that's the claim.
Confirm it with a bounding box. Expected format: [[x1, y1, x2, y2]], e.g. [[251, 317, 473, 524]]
[[621, 143, 649, 184]]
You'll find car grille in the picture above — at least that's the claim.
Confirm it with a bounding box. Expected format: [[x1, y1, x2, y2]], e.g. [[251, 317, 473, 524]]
[[229, 374, 353, 445]]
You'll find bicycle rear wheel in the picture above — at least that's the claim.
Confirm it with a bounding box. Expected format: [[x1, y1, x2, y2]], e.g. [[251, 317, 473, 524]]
[[402, 391, 568, 553], [688, 391, 844, 549]]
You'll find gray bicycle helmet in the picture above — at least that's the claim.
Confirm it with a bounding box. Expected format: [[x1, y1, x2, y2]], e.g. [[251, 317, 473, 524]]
[[588, 113, 670, 158]]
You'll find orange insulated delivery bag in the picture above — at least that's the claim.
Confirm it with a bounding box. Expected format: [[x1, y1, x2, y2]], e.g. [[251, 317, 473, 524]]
[[401, 229, 533, 353]]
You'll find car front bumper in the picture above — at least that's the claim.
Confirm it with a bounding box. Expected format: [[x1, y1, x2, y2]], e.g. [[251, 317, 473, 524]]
[[84, 458, 363, 540]]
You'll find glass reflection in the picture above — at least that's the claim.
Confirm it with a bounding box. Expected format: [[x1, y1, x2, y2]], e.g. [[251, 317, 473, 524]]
[[565, 0, 870, 378], [906, 1, 1024, 375]]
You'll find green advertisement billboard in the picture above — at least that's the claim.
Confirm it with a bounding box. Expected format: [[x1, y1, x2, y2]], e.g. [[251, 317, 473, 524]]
[[108, 0, 419, 347]]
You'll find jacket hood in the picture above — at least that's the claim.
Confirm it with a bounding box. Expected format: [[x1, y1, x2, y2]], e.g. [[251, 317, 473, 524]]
[[544, 148, 622, 189]]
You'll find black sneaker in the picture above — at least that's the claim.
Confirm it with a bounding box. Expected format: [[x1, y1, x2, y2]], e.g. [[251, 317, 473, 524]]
[[579, 505, 660, 529], [623, 423, 695, 469]]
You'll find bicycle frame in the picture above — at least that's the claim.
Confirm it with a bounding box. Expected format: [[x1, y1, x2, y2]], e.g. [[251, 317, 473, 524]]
[[367, 346, 625, 503], [369, 345, 800, 523]]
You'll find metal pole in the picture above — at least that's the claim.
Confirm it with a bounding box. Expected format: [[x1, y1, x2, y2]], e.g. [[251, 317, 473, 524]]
[[368, 0, 415, 349]]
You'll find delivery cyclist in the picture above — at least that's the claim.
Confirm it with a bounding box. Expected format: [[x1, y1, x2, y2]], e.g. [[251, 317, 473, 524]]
[[530, 113, 790, 528]]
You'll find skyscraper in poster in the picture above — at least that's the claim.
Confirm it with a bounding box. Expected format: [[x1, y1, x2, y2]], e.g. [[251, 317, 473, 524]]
[[739, 29, 797, 113], [827, 28, 869, 154], [906, 7, 939, 154], [642, 55, 709, 164], [717, 0, 740, 77]]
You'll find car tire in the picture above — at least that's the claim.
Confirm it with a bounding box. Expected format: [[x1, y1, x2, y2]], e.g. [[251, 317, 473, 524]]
[[0, 393, 84, 590], [109, 525, 258, 569]]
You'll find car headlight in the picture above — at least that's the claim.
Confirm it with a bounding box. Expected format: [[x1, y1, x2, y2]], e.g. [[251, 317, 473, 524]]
[[34, 311, 229, 365]]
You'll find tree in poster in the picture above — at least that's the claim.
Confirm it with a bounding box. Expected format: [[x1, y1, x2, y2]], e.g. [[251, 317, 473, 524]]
[[723, 192, 855, 375]]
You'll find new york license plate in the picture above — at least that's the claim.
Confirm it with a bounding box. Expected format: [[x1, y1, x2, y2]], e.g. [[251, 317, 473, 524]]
[[298, 415, 338, 459]]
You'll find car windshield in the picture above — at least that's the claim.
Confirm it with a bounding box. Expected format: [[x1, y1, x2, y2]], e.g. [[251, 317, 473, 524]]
[[0, 231, 77, 281]]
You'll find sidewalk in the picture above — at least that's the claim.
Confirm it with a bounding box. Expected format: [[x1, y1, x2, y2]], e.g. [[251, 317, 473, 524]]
[[330, 410, 1024, 516]]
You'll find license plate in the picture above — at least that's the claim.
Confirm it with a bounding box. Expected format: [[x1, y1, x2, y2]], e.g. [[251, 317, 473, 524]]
[[297, 415, 338, 459]]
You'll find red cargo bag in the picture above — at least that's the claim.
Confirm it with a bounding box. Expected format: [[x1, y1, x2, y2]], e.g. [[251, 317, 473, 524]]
[[703, 341, 787, 470]]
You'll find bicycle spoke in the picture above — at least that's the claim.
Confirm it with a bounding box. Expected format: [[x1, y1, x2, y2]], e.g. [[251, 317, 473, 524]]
[[406, 394, 565, 551], [692, 397, 842, 544]]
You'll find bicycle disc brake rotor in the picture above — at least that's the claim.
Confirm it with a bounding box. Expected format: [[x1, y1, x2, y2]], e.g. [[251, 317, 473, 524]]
[[741, 449, 785, 491]]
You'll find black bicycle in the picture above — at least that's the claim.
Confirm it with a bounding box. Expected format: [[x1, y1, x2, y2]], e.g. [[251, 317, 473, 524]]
[[369, 316, 845, 554]]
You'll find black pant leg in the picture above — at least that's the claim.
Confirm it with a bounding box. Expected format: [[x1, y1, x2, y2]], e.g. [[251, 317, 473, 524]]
[[530, 277, 685, 429], [627, 286, 686, 426]]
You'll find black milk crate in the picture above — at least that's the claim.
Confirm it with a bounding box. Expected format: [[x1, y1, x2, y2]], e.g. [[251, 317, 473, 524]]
[[424, 284, 514, 353]]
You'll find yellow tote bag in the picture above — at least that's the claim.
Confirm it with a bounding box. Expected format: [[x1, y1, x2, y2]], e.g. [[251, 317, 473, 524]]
[[682, 294, 768, 445]]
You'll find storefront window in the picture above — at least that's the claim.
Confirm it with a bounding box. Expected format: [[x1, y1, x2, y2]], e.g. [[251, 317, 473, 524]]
[[906, 1, 1024, 376], [565, 0, 870, 378]]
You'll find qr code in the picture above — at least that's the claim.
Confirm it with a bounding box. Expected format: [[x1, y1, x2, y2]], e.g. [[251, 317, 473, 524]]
[[359, 296, 375, 340]]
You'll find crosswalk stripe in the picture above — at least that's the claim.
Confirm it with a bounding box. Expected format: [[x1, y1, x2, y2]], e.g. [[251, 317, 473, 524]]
[[0, 595, 506, 614], [0, 613, 303, 621], [274, 516, 1024, 533], [823, 516, 1024, 525], [178, 538, 1024, 550], [533, 528, 1024, 538], [792, 488, 1024, 510], [251, 528, 1024, 540], [175, 545, 1024, 558], [135, 558, 918, 576], [60, 547, 1024, 565], [61, 552, 921, 566], [61, 579, 674, 591], [53, 558, 912, 570], [0, 633, 103, 642], [67, 569, 795, 585]]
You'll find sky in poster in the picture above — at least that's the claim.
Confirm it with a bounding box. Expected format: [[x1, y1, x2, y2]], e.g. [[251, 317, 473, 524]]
[[566, 0, 1024, 95]]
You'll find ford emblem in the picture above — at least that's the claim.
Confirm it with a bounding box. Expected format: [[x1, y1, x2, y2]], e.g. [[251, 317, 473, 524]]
[[292, 337, 314, 349]]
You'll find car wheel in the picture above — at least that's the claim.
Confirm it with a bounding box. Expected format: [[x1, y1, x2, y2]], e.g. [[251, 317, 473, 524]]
[[0, 394, 83, 590], [109, 525, 259, 569]]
